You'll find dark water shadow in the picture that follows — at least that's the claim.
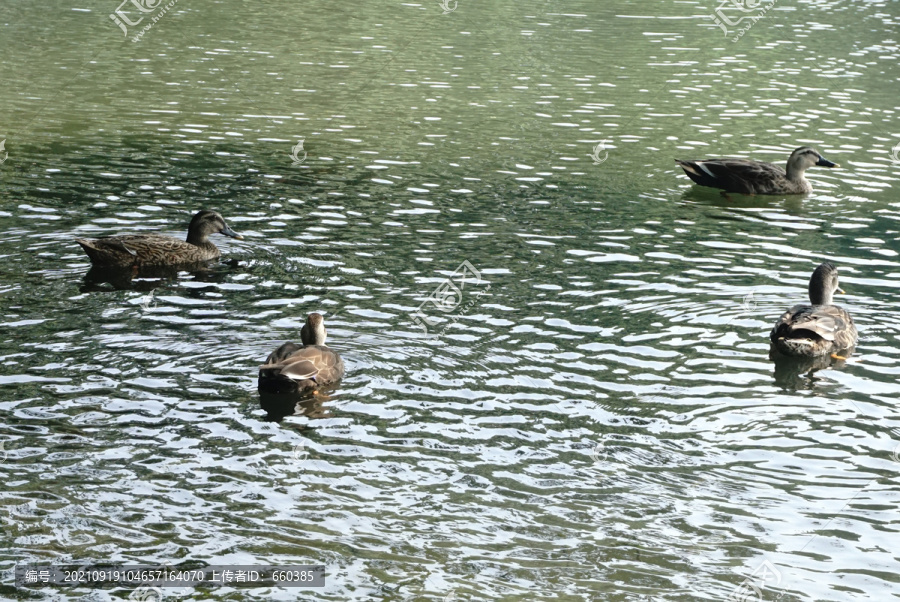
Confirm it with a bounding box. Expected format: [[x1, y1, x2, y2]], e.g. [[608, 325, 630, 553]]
[[259, 386, 339, 422], [79, 259, 241, 292], [679, 187, 805, 212], [769, 346, 854, 390]]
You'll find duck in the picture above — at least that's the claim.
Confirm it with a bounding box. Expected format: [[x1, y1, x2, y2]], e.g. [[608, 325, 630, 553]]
[[75, 210, 242, 268], [675, 146, 839, 195], [770, 262, 857, 358], [258, 313, 345, 394]]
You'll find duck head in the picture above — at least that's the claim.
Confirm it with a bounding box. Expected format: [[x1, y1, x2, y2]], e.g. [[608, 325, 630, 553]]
[[300, 313, 328, 346], [186, 210, 243, 245], [808, 261, 844, 306], [786, 147, 838, 179]]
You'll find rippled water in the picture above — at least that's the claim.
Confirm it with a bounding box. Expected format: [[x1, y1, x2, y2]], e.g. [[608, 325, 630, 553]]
[[2, 0, 900, 600]]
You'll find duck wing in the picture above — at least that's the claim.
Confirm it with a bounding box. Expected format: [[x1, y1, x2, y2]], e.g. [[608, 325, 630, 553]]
[[675, 158, 785, 194], [76, 234, 214, 266], [259, 344, 344, 386], [261, 356, 319, 381], [113, 235, 207, 259], [76, 236, 140, 265], [824, 306, 857, 350], [771, 304, 857, 346]]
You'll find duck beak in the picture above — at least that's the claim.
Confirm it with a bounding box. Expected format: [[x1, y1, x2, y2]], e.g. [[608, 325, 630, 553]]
[[816, 156, 838, 168], [221, 225, 243, 240], [836, 287, 845, 294]]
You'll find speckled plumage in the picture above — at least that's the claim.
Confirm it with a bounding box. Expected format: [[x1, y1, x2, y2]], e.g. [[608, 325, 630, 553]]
[[770, 262, 857, 357], [258, 313, 345, 394], [75, 210, 242, 268], [675, 146, 838, 195]]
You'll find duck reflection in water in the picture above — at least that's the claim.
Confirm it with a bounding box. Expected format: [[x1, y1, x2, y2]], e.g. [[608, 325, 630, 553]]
[[259, 387, 337, 423], [769, 349, 854, 390], [81, 259, 241, 291]]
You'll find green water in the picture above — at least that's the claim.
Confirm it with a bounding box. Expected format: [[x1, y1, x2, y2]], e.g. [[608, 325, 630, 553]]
[[2, 0, 900, 600]]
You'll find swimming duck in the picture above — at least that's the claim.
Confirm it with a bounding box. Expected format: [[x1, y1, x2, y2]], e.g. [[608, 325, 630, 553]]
[[675, 146, 839, 195], [770, 262, 857, 358], [258, 313, 345, 394], [75, 210, 242, 268]]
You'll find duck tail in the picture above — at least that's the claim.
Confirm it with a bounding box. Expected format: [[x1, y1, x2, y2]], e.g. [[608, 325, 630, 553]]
[[75, 238, 101, 261], [675, 159, 715, 186]]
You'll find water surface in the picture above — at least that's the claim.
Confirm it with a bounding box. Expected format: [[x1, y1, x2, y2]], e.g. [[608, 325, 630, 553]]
[[2, 0, 900, 600]]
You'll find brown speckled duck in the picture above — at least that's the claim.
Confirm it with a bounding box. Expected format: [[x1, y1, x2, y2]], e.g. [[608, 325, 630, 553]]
[[770, 262, 857, 358], [258, 313, 345, 394], [75, 210, 242, 268], [676, 146, 839, 195]]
